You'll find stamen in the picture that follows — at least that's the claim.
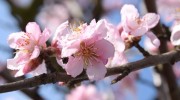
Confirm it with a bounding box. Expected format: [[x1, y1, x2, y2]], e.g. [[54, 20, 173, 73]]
[[75, 41, 99, 67]]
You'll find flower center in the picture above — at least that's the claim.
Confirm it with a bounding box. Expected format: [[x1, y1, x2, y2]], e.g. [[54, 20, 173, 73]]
[[135, 18, 142, 25], [16, 33, 31, 47], [75, 42, 98, 66]]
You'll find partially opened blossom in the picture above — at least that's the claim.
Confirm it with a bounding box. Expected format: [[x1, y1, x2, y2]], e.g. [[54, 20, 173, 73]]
[[55, 19, 115, 80], [170, 24, 180, 45], [7, 22, 51, 77], [66, 85, 103, 100], [120, 4, 160, 48]]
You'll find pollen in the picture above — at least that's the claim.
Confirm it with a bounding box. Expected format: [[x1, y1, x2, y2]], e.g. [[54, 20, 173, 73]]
[[16, 33, 31, 47], [75, 42, 99, 66]]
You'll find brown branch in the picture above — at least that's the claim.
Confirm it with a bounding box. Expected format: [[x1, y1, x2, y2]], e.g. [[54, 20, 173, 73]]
[[0, 68, 44, 100], [134, 42, 151, 57], [0, 50, 179, 93]]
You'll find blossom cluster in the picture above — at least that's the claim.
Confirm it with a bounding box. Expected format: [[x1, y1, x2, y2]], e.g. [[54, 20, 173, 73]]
[[7, 4, 161, 81]]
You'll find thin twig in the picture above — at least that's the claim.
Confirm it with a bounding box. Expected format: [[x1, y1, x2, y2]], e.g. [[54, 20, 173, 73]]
[[111, 68, 130, 84], [134, 42, 151, 57]]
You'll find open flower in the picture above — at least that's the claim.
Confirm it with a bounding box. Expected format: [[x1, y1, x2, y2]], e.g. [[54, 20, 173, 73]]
[[66, 85, 103, 100], [7, 22, 51, 77], [120, 4, 160, 48], [55, 19, 115, 80]]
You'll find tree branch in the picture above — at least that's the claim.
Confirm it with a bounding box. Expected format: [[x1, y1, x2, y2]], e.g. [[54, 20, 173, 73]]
[[134, 42, 151, 57], [0, 50, 179, 93]]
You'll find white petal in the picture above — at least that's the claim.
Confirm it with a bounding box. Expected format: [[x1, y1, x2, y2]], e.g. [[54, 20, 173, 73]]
[[7, 32, 25, 49], [26, 22, 41, 41], [142, 13, 160, 29], [146, 31, 160, 47], [65, 56, 84, 77], [15, 68, 24, 77], [86, 60, 107, 81], [171, 24, 180, 46], [30, 60, 47, 76], [30, 46, 40, 59]]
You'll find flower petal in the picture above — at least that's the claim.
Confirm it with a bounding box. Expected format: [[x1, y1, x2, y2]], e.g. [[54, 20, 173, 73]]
[[15, 68, 24, 77], [171, 24, 180, 45], [86, 60, 107, 81], [26, 22, 41, 41], [30, 46, 40, 59], [7, 32, 25, 49], [146, 31, 160, 47], [65, 56, 84, 77], [52, 21, 69, 42], [131, 26, 148, 36], [142, 13, 160, 29], [94, 39, 115, 59], [107, 52, 128, 67], [39, 28, 51, 46], [30, 60, 47, 76], [7, 58, 24, 70], [7, 51, 30, 70], [90, 19, 107, 39], [121, 4, 139, 21]]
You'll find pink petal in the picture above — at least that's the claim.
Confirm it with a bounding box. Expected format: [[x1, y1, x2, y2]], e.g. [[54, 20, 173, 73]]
[[7, 32, 25, 49], [39, 28, 51, 46], [121, 31, 129, 41], [126, 19, 139, 31], [61, 46, 79, 58], [15, 68, 24, 77], [65, 56, 84, 77], [92, 19, 107, 39], [131, 26, 148, 36], [53, 21, 69, 40], [30, 46, 40, 59], [30, 61, 47, 76], [89, 19, 96, 27], [171, 24, 180, 45], [114, 39, 125, 53], [121, 4, 139, 21], [146, 31, 160, 47], [142, 13, 160, 29], [7, 58, 24, 70], [7, 51, 30, 70], [144, 37, 159, 55], [94, 39, 115, 60], [86, 60, 107, 81], [108, 52, 128, 67], [25, 22, 41, 41]]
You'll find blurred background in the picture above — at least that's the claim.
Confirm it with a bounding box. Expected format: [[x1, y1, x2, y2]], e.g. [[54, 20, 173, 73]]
[[0, 0, 180, 100]]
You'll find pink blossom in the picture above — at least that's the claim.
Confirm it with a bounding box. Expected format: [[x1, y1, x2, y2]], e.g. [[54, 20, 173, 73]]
[[55, 19, 115, 80], [105, 21, 127, 67], [120, 4, 160, 47], [7, 22, 51, 77], [66, 85, 103, 100], [144, 36, 159, 55], [170, 24, 180, 45]]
